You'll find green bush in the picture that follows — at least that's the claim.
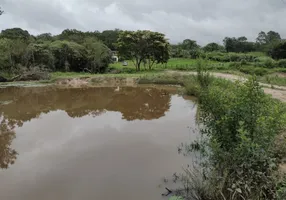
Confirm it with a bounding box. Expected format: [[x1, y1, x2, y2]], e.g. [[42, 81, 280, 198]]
[[191, 77, 286, 200], [278, 59, 286, 68], [269, 41, 286, 60], [205, 52, 258, 63], [229, 62, 242, 69], [254, 56, 277, 68], [239, 66, 269, 76]]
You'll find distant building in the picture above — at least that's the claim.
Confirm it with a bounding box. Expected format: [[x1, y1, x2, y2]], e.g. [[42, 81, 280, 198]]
[[111, 51, 119, 62]]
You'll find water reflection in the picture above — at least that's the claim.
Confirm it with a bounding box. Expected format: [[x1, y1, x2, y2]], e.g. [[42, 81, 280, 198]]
[[0, 117, 17, 169], [0, 86, 171, 122], [0, 86, 172, 170], [0, 86, 197, 200]]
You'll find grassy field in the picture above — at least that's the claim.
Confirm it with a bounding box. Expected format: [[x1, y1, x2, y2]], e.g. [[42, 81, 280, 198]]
[[110, 58, 221, 72], [21, 57, 283, 86], [108, 58, 286, 86]]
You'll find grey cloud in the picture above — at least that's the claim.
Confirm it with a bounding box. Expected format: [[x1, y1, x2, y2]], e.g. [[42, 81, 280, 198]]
[[0, 0, 286, 45]]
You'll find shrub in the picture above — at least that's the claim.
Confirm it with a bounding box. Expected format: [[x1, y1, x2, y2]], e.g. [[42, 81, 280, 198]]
[[184, 78, 200, 96], [278, 59, 286, 68], [239, 66, 270, 76], [254, 56, 277, 68], [269, 41, 286, 60], [229, 62, 242, 69], [191, 77, 286, 200], [240, 59, 247, 65], [205, 52, 258, 63]]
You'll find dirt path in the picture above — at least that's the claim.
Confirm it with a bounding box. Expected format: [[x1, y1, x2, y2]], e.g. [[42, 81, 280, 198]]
[[166, 71, 286, 102]]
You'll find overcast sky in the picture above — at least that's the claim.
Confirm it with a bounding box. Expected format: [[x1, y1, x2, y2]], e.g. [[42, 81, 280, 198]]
[[0, 0, 286, 45]]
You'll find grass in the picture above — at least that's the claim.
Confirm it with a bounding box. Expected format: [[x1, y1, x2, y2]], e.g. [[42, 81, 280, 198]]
[[257, 74, 286, 86], [51, 71, 162, 79], [51, 59, 286, 87], [110, 58, 222, 72], [3, 57, 285, 86]]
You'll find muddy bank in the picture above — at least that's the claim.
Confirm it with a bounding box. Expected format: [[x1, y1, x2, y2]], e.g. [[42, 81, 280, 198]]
[[55, 77, 140, 88], [2, 71, 286, 102]]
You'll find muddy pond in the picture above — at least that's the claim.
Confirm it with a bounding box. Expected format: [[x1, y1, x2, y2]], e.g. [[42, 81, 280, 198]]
[[0, 86, 197, 200]]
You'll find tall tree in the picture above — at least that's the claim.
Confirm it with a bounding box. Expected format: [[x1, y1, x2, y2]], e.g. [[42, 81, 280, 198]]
[[256, 30, 281, 52], [266, 31, 281, 43], [36, 33, 53, 42], [181, 39, 199, 50], [256, 31, 267, 44], [117, 30, 170, 71], [82, 38, 111, 73], [256, 31, 281, 45], [98, 29, 121, 50], [1, 28, 30, 41], [57, 29, 86, 44], [223, 37, 236, 52], [223, 36, 255, 53], [237, 36, 247, 42]]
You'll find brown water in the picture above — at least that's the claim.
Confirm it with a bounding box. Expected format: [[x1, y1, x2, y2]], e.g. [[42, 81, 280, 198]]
[[0, 86, 197, 200]]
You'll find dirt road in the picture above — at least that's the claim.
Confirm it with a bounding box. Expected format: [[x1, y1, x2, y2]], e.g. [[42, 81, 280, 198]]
[[166, 71, 286, 102]]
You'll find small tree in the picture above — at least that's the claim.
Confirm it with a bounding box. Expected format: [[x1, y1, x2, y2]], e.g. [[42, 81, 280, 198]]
[[117, 30, 170, 71]]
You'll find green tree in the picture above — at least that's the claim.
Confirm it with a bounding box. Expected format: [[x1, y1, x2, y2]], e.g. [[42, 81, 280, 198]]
[[268, 41, 286, 60], [256, 31, 281, 52], [0, 38, 14, 72], [82, 38, 111, 73], [223, 36, 255, 53], [0, 28, 30, 41], [267, 31, 281, 43], [57, 29, 101, 45], [223, 37, 236, 52], [256, 31, 267, 44], [57, 29, 87, 44], [35, 33, 53, 42], [203, 42, 224, 52], [0, 38, 28, 74], [23, 43, 55, 70], [98, 29, 121, 50], [117, 30, 170, 71], [181, 39, 199, 50], [49, 40, 88, 72]]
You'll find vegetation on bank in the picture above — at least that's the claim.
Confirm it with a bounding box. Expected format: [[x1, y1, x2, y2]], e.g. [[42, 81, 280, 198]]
[[166, 65, 286, 200], [0, 26, 286, 84]]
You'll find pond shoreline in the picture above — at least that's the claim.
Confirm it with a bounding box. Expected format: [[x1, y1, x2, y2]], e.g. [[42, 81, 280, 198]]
[[1, 72, 286, 102]]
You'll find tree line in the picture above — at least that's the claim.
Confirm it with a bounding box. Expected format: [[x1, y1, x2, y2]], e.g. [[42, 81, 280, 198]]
[[0, 25, 286, 75], [171, 30, 286, 58], [0, 28, 120, 75]]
